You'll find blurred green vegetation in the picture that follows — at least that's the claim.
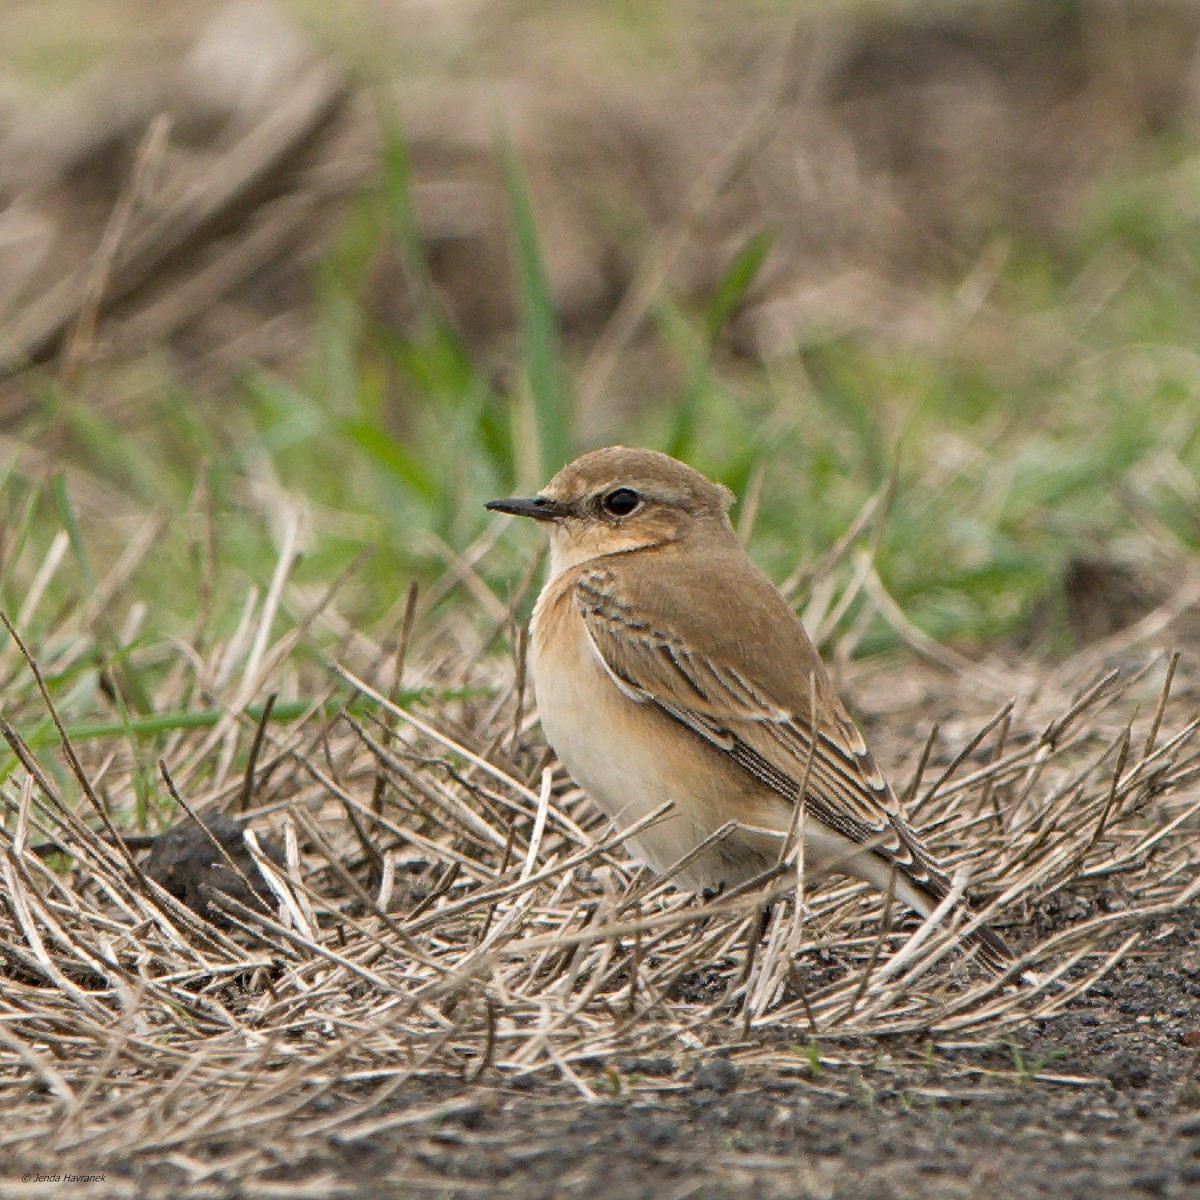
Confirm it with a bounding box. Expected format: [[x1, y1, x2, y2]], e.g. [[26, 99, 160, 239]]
[[3, 101, 1200, 759]]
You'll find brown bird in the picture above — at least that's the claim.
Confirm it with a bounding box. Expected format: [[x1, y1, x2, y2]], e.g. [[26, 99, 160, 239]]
[[487, 446, 1011, 969]]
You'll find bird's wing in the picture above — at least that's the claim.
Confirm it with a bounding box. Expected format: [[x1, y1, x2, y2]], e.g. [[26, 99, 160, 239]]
[[574, 564, 947, 893]]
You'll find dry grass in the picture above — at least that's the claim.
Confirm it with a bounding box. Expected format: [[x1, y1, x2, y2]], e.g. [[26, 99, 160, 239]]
[[0, 521, 1197, 1175]]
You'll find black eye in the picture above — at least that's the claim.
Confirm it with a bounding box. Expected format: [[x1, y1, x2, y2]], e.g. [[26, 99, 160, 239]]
[[602, 487, 640, 517]]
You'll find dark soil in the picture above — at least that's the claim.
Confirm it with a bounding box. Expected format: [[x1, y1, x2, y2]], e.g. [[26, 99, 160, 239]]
[[142, 812, 285, 923]]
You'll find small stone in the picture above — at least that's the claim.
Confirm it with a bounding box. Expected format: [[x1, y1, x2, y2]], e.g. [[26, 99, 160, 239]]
[[692, 1055, 740, 1094], [1130, 1171, 1170, 1196], [631, 1114, 680, 1146], [143, 812, 285, 925], [1179, 952, 1200, 978], [1182, 1030, 1200, 1048], [1106, 1052, 1153, 1090], [619, 1055, 677, 1077], [723, 1096, 774, 1127], [448, 1102, 487, 1130]]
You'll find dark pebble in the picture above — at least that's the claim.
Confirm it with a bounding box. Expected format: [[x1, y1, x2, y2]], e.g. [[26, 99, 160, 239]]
[[807, 1137, 847, 1156], [468, 1152, 516, 1180], [692, 1056, 740, 1094], [722, 1096, 775, 1128], [1131, 1171, 1171, 1196], [447, 1102, 487, 1130], [619, 1056, 677, 1077], [631, 1115, 681, 1146], [1106, 1053, 1153, 1090], [143, 812, 286, 925], [567, 1108, 615, 1137]]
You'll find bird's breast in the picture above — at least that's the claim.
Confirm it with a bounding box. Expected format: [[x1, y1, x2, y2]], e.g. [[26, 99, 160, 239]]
[[530, 575, 665, 823], [528, 571, 780, 889]]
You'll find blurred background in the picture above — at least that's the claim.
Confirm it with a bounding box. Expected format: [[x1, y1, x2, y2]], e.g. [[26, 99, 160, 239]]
[[1, 0, 1199, 662]]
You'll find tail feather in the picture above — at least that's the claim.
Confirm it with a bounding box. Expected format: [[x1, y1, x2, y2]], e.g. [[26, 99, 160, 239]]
[[884, 818, 1013, 973]]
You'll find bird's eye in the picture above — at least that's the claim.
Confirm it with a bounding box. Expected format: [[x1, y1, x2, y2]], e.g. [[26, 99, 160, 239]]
[[601, 487, 640, 517]]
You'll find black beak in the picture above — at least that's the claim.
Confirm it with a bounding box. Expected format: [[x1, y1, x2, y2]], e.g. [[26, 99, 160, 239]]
[[484, 495, 567, 522]]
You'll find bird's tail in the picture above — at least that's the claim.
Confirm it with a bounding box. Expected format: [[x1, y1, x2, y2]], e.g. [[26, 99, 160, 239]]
[[881, 820, 1014, 973]]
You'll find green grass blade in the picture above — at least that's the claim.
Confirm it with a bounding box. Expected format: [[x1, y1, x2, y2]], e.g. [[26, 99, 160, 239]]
[[340, 417, 442, 504], [50, 473, 94, 594], [0, 480, 44, 606], [498, 131, 572, 481], [380, 108, 438, 311], [48, 476, 154, 819], [50, 474, 153, 713], [0, 688, 490, 785], [705, 226, 775, 346]]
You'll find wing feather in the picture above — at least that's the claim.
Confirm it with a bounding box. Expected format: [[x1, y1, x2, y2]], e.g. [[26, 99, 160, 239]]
[[575, 565, 949, 897]]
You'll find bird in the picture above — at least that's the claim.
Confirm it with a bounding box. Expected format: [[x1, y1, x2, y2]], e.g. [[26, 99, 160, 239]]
[[486, 446, 1011, 970]]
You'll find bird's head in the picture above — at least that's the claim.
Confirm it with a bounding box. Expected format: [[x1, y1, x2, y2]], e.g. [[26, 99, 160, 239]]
[[486, 446, 734, 575]]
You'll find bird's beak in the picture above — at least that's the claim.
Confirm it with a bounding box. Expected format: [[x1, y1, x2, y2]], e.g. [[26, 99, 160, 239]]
[[484, 495, 567, 522]]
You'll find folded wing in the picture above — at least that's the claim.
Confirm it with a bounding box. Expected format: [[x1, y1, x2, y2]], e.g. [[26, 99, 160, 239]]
[[574, 563, 1000, 954]]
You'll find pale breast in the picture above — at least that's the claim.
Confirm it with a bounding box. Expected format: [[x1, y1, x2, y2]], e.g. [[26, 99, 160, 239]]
[[530, 571, 783, 890]]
